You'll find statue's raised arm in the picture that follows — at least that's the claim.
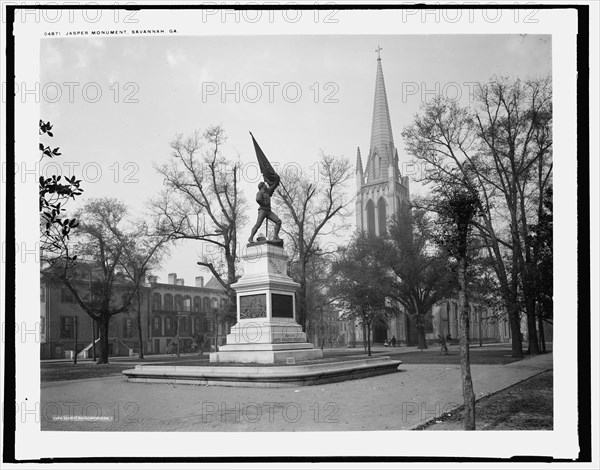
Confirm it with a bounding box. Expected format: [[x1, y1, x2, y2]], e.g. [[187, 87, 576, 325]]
[[267, 174, 280, 197], [248, 132, 283, 244]]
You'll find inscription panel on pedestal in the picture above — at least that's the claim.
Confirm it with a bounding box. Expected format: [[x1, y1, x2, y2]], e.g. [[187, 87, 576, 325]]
[[239, 294, 267, 319], [272, 293, 294, 318]]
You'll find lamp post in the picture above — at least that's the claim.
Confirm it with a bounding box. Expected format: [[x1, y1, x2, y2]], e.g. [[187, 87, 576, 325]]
[[73, 316, 78, 364], [213, 308, 219, 353], [176, 314, 181, 358]]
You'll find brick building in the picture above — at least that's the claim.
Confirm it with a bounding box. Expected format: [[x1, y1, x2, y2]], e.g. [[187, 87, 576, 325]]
[[40, 272, 229, 359]]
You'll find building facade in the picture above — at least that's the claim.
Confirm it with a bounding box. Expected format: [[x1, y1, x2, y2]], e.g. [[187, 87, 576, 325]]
[[354, 51, 412, 346], [40, 272, 229, 359]]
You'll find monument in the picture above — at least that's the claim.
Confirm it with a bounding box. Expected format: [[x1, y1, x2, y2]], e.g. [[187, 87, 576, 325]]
[[123, 127, 400, 386], [210, 133, 323, 364], [210, 240, 323, 364]]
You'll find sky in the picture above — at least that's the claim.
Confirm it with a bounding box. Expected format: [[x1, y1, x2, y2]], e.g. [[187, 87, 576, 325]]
[[40, 34, 552, 285]]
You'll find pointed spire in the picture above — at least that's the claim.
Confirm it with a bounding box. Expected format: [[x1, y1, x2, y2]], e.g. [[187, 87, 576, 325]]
[[370, 52, 395, 158], [356, 147, 363, 173], [364, 50, 396, 183]]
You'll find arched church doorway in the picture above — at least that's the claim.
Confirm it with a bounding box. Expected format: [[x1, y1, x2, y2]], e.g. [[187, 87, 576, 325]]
[[372, 318, 388, 344]]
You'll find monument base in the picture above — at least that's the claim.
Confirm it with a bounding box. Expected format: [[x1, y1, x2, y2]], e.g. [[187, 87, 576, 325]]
[[123, 356, 402, 387], [210, 342, 323, 364]]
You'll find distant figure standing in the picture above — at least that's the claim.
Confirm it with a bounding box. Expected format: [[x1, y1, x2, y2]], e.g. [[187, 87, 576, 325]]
[[391, 336, 396, 348], [248, 179, 282, 242]]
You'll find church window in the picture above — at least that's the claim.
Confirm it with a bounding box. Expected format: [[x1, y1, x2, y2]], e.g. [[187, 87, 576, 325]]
[[366, 200, 375, 237], [378, 197, 387, 235]]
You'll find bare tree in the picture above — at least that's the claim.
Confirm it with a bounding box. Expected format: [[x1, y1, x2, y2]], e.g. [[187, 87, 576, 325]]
[[402, 76, 552, 358], [274, 152, 352, 332], [151, 125, 245, 310], [434, 184, 481, 430], [43, 198, 167, 364], [118, 220, 170, 359]]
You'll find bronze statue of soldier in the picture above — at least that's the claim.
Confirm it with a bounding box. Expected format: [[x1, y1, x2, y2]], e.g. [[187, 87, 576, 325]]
[[248, 177, 282, 243]]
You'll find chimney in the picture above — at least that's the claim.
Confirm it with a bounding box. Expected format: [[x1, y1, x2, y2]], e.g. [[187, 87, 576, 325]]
[[195, 276, 204, 288], [176, 278, 184, 286], [168, 273, 177, 285], [148, 275, 158, 284]]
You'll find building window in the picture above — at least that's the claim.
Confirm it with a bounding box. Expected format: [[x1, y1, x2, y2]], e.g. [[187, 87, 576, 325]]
[[366, 200, 375, 237], [204, 318, 215, 332], [60, 316, 74, 338], [193, 297, 201, 312], [165, 317, 172, 335], [123, 318, 133, 338], [153, 316, 161, 336], [194, 317, 201, 333], [174, 295, 183, 311], [164, 294, 173, 311], [202, 297, 210, 313], [377, 197, 387, 235], [60, 288, 75, 303], [152, 293, 161, 310]]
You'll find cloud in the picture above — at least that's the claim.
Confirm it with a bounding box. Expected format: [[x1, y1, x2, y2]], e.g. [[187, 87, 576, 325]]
[[166, 49, 189, 67], [41, 42, 63, 69], [86, 37, 106, 49]]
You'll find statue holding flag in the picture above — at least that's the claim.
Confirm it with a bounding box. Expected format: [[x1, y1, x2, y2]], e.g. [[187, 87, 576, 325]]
[[248, 132, 283, 244]]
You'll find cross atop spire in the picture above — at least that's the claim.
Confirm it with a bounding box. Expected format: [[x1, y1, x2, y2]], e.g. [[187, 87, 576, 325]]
[[375, 45, 383, 60]]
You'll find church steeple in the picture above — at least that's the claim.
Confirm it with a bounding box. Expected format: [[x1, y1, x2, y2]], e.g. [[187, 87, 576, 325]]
[[365, 48, 395, 183], [356, 147, 364, 188]]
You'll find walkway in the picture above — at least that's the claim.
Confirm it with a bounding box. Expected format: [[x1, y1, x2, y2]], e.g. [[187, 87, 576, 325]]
[[40, 352, 553, 431]]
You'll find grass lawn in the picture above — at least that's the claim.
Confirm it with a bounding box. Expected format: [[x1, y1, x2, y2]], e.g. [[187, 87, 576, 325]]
[[41, 344, 540, 382], [384, 345, 529, 365], [41, 355, 205, 382], [417, 370, 553, 430]]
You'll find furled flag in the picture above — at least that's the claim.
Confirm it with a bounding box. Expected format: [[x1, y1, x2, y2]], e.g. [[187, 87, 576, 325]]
[[249, 131, 280, 190]]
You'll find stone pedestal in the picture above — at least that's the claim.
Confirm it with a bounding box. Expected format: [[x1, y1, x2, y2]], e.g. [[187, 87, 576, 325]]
[[210, 241, 323, 364]]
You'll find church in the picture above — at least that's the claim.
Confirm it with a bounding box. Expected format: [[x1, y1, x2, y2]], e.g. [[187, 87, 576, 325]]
[[352, 49, 522, 348], [354, 48, 414, 346]]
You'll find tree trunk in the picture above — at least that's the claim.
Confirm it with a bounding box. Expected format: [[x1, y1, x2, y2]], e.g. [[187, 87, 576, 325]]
[[508, 304, 523, 358], [417, 323, 428, 350], [97, 314, 110, 364], [457, 257, 476, 430], [537, 306, 546, 353], [297, 280, 307, 332], [509, 247, 525, 358], [366, 322, 372, 357], [136, 289, 144, 359], [526, 302, 540, 355]]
